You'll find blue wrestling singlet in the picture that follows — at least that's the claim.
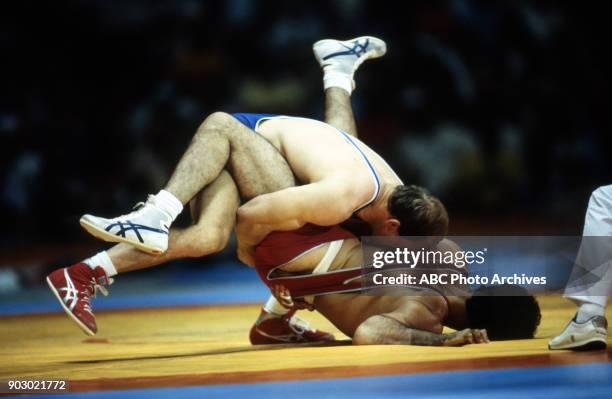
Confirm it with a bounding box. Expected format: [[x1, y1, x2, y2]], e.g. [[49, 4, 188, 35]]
[[231, 113, 280, 132]]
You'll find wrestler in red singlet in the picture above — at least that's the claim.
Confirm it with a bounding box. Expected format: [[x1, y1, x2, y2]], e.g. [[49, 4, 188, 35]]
[[254, 224, 363, 299], [253, 223, 468, 301]]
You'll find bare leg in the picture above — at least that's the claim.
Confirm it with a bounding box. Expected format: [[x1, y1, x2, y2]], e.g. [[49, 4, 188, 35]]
[[80, 112, 296, 253], [316, 36, 387, 138], [108, 170, 240, 273], [106, 109, 298, 272], [165, 112, 295, 204], [324, 87, 358, 138]]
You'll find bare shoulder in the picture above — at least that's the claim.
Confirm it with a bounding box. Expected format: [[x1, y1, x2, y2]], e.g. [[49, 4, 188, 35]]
[[312, 169, 376, 211]]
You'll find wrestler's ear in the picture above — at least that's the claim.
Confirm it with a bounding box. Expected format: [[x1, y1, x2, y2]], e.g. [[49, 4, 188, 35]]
[[385, 218, 401, 235]]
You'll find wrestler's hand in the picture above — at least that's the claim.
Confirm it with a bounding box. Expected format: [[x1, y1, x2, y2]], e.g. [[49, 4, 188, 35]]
[[271, 285, 314, 311], [442, 328, 490, 346], [272, 285, 294, 309]]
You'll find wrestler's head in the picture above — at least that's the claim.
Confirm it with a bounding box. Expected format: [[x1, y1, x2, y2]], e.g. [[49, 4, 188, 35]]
[[465, 285, 541, 340], [376, 185, 448, 238]]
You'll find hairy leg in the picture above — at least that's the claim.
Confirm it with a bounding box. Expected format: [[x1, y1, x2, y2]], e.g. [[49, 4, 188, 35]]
[[165, 112, 295, 204], [108, 171, 240, 273], [106, 107, 298, 272], [324, 88, 358, 138]]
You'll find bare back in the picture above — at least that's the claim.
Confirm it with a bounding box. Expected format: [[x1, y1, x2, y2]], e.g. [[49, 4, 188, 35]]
[[258, 117, 402, 192]]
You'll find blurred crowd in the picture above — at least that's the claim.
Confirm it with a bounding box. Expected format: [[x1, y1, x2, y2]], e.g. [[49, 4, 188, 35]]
[[2, 0, 611, 248]]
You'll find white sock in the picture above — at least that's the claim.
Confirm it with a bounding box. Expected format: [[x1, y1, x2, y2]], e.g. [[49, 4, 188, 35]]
[[323, 70, 354, 95], [263, 295, 289, 316], [576, 302, 605, 323], [152, 190, 183, 221], [83, 251, 117, 277]]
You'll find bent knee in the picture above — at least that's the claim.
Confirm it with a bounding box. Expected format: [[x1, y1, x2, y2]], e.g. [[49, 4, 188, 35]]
[[183, 226, 231, 257], [206, 227, 232, 253], [198, 111, 234, 132]]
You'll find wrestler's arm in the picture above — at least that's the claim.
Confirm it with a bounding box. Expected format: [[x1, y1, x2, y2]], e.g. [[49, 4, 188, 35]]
[[352, 303, 489, 346], [236, 174, 373, 243]]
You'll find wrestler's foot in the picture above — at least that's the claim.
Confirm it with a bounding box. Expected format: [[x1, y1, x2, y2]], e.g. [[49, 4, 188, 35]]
[[313, 36, 386, 92], [46, 263, 113, 336], [249, 309, 335, 345], [548, 315, 608, 350], [80, 196, 171, 254]]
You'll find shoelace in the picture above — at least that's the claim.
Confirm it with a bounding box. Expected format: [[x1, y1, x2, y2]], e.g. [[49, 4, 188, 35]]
[[82, 277, 114, 302], [93, 278, 114, 297], [132, 194, 155, 212], [352, 39, 373, 70], [110, 195, 155, 220]]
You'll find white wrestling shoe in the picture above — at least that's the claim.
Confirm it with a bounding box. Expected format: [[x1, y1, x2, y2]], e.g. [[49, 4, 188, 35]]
[[548, 315, 608, 350], [80, 196, 171, 254], [313, 36, 387, 90]]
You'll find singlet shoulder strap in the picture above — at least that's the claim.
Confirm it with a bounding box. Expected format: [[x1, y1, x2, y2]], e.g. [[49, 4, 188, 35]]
[[312, 239, 344, 275]]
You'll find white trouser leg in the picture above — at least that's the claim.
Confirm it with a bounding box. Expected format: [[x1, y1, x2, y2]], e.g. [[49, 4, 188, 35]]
[[565, 185, 612, 307]]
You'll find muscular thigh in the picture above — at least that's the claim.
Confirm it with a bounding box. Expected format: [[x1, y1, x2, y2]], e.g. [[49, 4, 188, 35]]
[[223, 115, 296, 200]]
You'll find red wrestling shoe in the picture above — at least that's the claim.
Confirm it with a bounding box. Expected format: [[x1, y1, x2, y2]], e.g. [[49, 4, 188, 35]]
[[249, 309, 335, 345], [46, 263, 112, 336]]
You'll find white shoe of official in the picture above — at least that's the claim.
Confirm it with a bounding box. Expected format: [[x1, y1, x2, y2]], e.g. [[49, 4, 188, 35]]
[[80, 196, 171, 255], [313, 36, 387, 90], [548, 315, 608, 350]]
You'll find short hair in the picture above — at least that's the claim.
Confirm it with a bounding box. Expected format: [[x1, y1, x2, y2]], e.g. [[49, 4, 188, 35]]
[[465, 285, 541, 340], [387, 185, 449, 236]]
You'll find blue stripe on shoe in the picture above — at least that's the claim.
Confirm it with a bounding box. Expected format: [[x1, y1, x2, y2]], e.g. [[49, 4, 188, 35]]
[[322, 38, 370, 60], [104, 222, 168, 241], [127, 221, 144, 243]]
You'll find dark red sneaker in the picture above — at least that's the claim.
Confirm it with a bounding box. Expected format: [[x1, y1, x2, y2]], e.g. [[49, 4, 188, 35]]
[[249, 308, 335, 345], [46, 263, 112, 336]]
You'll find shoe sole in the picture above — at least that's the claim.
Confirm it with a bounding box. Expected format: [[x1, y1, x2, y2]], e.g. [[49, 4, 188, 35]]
[[46, 277, 95, 336], [313, 36, 387, 65], [548, 337, 608, 351], [80, 218, 164, 255]]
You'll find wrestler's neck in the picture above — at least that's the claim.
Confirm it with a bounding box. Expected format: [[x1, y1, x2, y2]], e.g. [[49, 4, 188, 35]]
[[356, 184, 395, 224], [443, 296, 469, 330]]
